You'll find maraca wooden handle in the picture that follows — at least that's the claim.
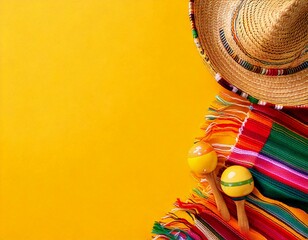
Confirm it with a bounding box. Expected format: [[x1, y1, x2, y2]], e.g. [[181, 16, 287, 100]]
[[235, 200, 249, 233], [205, 172, 230, 221]]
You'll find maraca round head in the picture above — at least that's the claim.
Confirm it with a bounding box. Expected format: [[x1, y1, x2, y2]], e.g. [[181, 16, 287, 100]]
[[220, 165, 254, 198], [187, 142, 217, 175]]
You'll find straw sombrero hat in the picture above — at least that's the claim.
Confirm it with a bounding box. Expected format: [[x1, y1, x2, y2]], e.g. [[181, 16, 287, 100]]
[[189, 0, 308, 107]]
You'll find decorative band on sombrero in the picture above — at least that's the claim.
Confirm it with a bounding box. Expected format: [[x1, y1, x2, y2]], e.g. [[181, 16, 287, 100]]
[[219, 29, 308, 76], [189, 0, 308, 107]]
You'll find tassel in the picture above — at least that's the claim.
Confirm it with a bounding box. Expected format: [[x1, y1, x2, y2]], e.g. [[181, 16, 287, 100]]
[[152, 222, 194, 240], [152, 222, 178, 240]]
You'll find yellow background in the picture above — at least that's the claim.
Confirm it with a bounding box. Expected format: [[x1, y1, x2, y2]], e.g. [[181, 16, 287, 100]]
[[0, 1, 219, 239]]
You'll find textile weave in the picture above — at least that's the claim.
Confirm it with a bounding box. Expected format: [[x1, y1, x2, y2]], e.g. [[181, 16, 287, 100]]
[[153, 91, 308, 239]]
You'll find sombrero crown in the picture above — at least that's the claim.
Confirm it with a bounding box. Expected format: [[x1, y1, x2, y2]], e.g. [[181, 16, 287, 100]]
[[190, 0, 308, 107]]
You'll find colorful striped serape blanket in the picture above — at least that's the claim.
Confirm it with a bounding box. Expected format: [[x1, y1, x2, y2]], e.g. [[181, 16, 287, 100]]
[[152, 91, 308, 239]]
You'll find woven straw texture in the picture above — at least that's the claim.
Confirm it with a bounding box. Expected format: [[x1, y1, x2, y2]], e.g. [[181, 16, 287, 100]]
[[192, 0, 308, 106]]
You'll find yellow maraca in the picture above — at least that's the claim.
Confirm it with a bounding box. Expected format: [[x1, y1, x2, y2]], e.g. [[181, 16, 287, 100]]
[[220, 165, 254, 233], [188, 141, 230, 221]]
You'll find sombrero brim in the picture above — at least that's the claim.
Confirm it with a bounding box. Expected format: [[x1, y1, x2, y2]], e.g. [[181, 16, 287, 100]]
[[190, 0, 308, 107]]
